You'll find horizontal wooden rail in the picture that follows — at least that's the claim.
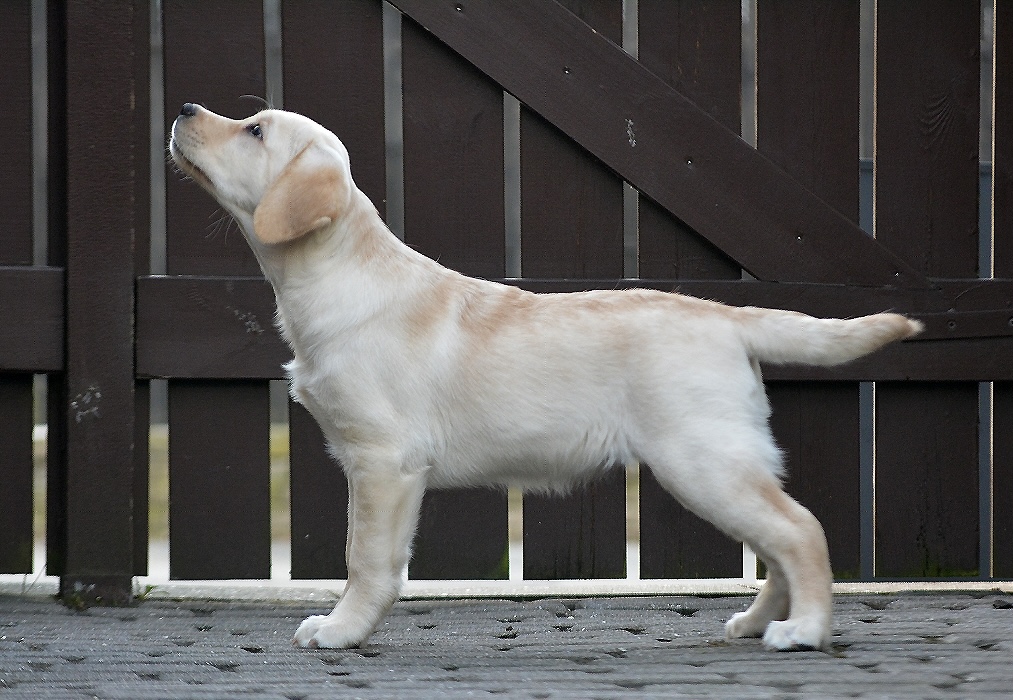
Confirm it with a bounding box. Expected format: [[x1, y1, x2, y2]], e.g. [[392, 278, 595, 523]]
[[136, 275, 1013, 382], [0, 266, 65, 372]]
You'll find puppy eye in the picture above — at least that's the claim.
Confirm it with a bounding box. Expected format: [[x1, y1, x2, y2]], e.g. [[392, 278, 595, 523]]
[[246, 123, 263, 139]]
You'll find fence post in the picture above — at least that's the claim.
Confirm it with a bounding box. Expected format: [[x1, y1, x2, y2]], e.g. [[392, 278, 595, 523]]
[[53, 0, 149, 605]]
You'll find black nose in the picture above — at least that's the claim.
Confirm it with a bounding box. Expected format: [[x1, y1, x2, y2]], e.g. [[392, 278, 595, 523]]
[[180, 103, 197, 117]]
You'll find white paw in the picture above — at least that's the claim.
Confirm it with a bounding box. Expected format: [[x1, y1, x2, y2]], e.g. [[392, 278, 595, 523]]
[[292, 614, 328, 648], [725, 611, 767, 640], [762, 618, 829, 652], [292, 614, 371, 649]]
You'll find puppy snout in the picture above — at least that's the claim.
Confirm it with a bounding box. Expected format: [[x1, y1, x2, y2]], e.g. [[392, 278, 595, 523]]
[[179, 102, 198, 118]]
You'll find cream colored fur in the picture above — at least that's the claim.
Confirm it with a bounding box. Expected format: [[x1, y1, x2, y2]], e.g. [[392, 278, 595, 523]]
[[170, 105, 922, 651]]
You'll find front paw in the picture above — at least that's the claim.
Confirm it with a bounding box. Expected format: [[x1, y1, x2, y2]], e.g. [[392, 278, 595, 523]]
[[293, 614, 370, 649], [293, 615, 329, 648]]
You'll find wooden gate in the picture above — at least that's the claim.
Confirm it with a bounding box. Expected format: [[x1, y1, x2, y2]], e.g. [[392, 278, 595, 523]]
[[2, 0, 1013, 604]]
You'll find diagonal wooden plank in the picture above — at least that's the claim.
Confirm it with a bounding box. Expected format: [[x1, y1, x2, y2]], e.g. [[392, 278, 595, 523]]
[[389, 0, 928, 288]]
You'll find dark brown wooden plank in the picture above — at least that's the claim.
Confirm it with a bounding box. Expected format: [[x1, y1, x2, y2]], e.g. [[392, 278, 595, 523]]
[[637, 0, 741, 281], [875, 382, 979, 578], [0, 375, 34, 573], [520, 113, 624, 278], [767, 383, 861, 579], [388, 0, 927, 287], [0, 267, 64, 373], [993, 1, 1013, 578], [289, 401, 348, 579], [993, 383, 1013, 577], [282, 0, 386, 215], [136, 276, 288, 380], [519, 0, 622, 280], [133, 380, 150, 576], [136, 274, 1013, 382], [58, 0, 148, 603], [132, 0, 152, 577], [997, 0, 1013, 278], [163, 0, 265, 277], [520, 1, 626, 581], [411, 490, 509, 580], [523, 472, 626, 580], [0, 1, 39, 575], [637, 0, 741, 580], [875, 4, 980, 279], [874, 2, 981, 579], [757, 0, 860, 222], [168, 381, 271, 579], [44, 0, 69, 579], [162, 0, 274, 581], [756, 0, 862, 580], [0, 1, 33, 265], [401, 18, 505, 277], [401, 16, 509, 578], [281, 0, 382, 580]]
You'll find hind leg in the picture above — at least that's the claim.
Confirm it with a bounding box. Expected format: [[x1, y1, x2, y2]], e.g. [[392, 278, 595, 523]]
[[645, 435, 832, 651], [726, 560, 789, 639]]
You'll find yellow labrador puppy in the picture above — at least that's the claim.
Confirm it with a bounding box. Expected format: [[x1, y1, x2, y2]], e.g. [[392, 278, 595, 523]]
[[169, 103, 921, 651]]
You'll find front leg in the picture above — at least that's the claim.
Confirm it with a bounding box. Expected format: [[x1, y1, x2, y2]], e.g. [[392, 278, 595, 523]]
[[294, 461, 426, 649]]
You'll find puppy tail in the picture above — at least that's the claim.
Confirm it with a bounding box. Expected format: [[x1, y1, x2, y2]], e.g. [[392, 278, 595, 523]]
[[736, 308, 923, 367]]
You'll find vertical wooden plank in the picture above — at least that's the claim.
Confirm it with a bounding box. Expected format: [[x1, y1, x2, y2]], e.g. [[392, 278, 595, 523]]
[[163, 0, 265, 277], [281, 0, 383, 579], [59, 0, 149, 603], [45, 0, 69, 577], [282, 0, 386, 215], [132, 0, 152, 577], [997, 0, 1013, 277], [875, 383, 979, 577], [289, 402, 348, 579], [168, 381, 271, 579], [402, 19, 505, 276], [0, 1, 35, 574], [401, 17, 509, 579], [767, 383, 861, 579], [994, 383, 1013, 577], [994, 0, 1013, 578], [521, 1, 626, 580], [757, 0, 860, 221], [0, 0, 33, 265], [756, 0, 862, 580], [0, 377, 34, 574], [874, 2, 981, 578], [162, 0, 272, 579], [637, 0, 741, 281], [637, 0, 742, 579]]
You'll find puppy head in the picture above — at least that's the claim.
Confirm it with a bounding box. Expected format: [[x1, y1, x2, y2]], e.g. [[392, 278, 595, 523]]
[[169, 104, 352, 246]]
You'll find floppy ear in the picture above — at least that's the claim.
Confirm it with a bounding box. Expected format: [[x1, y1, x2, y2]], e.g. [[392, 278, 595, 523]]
[[253, 145, 348, 245]]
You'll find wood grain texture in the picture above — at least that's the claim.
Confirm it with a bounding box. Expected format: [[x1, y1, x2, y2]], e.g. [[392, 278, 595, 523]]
[[521, 0, 626, 581], [389, 0, 926, 287], [637, 0, 742, 579], [401, 17, 509, 578], [756, 0, 863, 580], [874, 1, 981, 578], [168, 381, 271, 580]]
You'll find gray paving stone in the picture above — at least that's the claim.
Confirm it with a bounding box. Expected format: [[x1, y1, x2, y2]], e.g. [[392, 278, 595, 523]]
[[2, 592, 1013, 698]]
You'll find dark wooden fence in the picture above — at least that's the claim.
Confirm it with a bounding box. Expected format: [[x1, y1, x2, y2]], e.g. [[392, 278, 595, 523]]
[[3, 0, 1013, 604]]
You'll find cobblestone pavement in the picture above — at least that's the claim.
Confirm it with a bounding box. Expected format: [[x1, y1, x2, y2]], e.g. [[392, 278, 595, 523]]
[[2, 592, 1013, 698]]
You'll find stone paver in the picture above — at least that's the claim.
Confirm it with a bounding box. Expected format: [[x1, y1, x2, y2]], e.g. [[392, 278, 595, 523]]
[[1, 592, 1013, 698]]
